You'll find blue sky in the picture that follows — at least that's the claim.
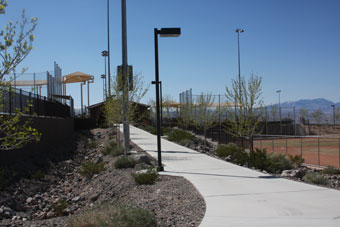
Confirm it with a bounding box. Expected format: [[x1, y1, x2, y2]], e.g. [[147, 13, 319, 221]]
[[2, 0, 340, 108]]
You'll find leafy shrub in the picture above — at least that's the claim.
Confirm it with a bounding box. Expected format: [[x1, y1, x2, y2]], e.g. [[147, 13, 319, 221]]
[[88, 140, 98, 149], [216, 143, 249, 166], [102, 140, 124, 156], [249, 148, 271, 171], [52, 200, 68, 215], [303, 172, 328, 185], [167, 129, 194, 143], [30, 169, 45, 180], [266, 153, 293, 173], [132, 168, 158, 185], [321, 166, 340, 175], [0, 168, 15, 190], [114, 156, 137, 169], [179, 139, 194, 147], [68, 204, 157, 227], [288, 154, 304, 167], [79, 161, 105, 178]]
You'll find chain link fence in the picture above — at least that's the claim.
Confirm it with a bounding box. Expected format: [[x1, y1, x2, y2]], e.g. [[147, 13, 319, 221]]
[[254, 134, 340, 168]]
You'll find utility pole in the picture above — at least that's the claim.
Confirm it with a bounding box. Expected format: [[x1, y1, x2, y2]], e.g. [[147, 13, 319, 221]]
[[122, 0, 130, 154], [107, 0, 111, 96]]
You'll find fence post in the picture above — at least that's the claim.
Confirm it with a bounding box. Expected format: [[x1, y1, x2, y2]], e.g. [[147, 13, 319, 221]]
[[218, 94, 221, 144], [300, 137, 303, 157], [29, 92, 32, 117], [260, 139, 262, 150], [338, 138, 340, 169], [318, 137, 320, 166], [272, 139, 274, 153], [9, 87, 12, 115], [20, 89, 23, 112], [293, 106, 296, 135]]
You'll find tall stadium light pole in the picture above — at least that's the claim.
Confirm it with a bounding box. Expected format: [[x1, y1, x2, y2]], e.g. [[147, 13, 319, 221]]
[[101, 74, 106, 101], [276, 90, 282, 134], [106, 0, 111, 97], [331, 104, 335, 126], [154, 27, 181, 171], [121, 0, 130, 154], [236, 28, 244, 98], [101, 50, 108, 99]]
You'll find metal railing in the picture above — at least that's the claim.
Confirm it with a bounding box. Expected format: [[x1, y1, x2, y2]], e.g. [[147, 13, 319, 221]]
[[1, 87, 73, 118]]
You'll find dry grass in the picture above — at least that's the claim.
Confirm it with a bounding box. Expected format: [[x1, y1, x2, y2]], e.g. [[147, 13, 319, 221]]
[[68, 203, 157, 227]]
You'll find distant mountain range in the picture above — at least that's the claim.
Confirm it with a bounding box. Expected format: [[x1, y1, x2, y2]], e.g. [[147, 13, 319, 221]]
[[272, 98, 340, 113]]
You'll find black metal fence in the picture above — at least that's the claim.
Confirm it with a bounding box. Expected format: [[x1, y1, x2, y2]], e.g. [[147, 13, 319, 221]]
[[1, 87, 72, 118]]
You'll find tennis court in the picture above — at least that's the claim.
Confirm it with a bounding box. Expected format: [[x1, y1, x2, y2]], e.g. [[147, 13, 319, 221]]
[[253, 135, 340, 168]]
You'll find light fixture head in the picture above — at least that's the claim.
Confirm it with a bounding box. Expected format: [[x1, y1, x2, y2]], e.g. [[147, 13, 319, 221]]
[[101, 50, 108, 56], [158, 27, 181, 37]]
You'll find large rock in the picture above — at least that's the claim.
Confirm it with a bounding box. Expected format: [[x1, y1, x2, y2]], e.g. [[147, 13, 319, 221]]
[[132, 154, 151, 164]]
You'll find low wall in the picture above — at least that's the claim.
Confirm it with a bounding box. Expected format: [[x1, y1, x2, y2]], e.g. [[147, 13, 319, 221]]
[[0, 116, 75, 172]]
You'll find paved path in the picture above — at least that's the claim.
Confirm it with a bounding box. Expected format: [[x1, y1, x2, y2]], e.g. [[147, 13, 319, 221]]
[[127, 125, 340, 227]]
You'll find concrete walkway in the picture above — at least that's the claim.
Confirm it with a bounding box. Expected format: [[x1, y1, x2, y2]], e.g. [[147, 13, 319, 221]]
[[127, 125, 340, 227]]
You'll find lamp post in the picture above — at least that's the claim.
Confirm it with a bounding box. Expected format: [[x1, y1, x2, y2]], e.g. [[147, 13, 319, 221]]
[[276, 90, 282, 134], [154, 27, 181, 171], [152, 80, 163, 133], [101, 74, 106, 101], [106, 0, 111, 96], [331, 104, 335, 126], [101, 50, 108, 99], [236, 28, 244, 97]]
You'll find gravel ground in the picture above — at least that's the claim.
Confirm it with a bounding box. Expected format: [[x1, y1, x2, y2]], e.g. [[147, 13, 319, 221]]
[[0, 128, 206, 227]]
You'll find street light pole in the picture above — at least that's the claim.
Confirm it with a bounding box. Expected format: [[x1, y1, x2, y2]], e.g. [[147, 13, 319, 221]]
[[331, 105, 335, 126], [121, 0, 130, 154], [236, 28, 244, 98], [106, 0, 111, 97], [101, 74, 106, 101], [154, 27, 181, 171], [101, 50, 108, 99], [276, 90, 282, 134], [160, 81, 163, 130]]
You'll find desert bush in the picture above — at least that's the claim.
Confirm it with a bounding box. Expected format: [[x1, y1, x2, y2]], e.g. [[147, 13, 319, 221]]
[[321, 166, 340, 175], [132, 168, 158, 185], [88, 140, 98, 149], [30, 169, 45, 180], [266, 153, 293, 173], [114, 156, 137, 169], [68, 204, 157, 227], [179, 139, 194, 147], [0, 168, 15, 190], [79, 161, 105, 178], [102, 140, 124, 157], [288, 154, 304, 167], [216, 143, 249, 166], [167, 129, 194, 143], [303, 172, 328, 185], [52, 200, 68, 215], [249, 148, 271, 171]]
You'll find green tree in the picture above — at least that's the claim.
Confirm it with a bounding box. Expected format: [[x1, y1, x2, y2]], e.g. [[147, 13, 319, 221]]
[[0, 1, 40, 150], [225, 74, 264, 153], [334, 107, 340, 125], [312, 108, 323, 135], [270, 104, 278, 121], [193, 92, 218, 145], [299, 108, 309, 134], [179, 100, 194, 130], [299, 108, 308, 124], [104, 73, 148, 152]]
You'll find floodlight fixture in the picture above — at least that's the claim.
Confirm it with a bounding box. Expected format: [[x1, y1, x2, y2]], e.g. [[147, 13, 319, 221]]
[[158, 27, 181, 37]]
